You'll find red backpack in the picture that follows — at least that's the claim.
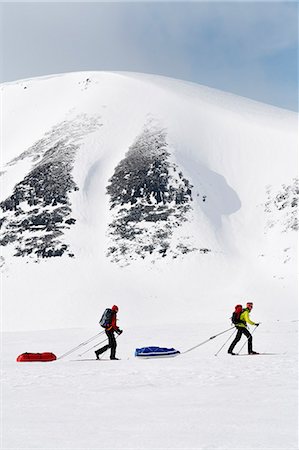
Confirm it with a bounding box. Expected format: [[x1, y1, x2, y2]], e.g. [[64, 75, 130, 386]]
[[231, 304, 243, 324]]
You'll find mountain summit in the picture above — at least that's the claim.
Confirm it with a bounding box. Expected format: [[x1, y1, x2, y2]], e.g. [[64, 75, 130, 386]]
[[1, 71, 297, 330]]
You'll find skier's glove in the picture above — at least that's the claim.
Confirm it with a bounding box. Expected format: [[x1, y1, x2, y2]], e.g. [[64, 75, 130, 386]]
[[255, 323, 260, 327], [116, 329, 123, 335]]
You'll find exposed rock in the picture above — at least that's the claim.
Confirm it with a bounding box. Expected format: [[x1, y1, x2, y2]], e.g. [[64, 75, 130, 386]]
[[0, 115, 101, 259], [265, 178, 298, 232], [7, 114, 101, 167], [106, 124, 195, 263]]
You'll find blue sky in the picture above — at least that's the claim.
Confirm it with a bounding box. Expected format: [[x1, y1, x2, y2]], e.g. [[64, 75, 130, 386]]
[[1, 2, 298, 110]]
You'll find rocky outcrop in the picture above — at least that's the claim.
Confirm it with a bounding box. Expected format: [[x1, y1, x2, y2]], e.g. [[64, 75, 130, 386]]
[[265, 178, 298, 232], [0, 115, 101, 259], [106, 125, 195, 263], [0, 142, 78, 258]]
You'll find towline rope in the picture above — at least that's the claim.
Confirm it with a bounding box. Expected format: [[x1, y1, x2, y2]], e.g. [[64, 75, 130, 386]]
[[78, 332, 122, 357], [57, 331, 106, 360], [182, 326, 235, 354]]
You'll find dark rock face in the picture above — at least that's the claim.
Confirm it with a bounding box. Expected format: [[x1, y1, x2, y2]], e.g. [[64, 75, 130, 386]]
[[0, 115, 101, 259], [265, 178, 298, 232], [106, 125, 195, 263], [2, 143, 78, 212], [0, 142, 78, 258], [6, 114, 100, 168]]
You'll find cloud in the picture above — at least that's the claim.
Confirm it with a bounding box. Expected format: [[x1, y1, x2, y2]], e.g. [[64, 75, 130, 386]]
[[1, 2, 297, 110], [139, 2, 297, 59]]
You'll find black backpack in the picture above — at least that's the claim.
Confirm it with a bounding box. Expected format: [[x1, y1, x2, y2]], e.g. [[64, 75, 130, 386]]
[[231, 304, 243, 324], [99, 308, 113, 328]]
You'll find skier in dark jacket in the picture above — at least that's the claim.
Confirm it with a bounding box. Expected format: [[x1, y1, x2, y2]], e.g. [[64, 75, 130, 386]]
[[95, 305, 123, 360], [228, 302, 260, 355]]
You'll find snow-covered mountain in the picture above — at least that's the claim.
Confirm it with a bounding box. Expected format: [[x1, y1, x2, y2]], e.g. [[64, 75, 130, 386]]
[[1, 71, 298, 331]]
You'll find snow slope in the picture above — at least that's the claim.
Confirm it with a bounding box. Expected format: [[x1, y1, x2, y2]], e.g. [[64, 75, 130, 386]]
[[1, 71, 298, 450], [1, 71, 297, 331]]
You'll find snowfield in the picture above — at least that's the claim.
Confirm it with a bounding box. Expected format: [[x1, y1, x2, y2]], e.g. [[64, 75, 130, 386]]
[[2, 322, 298, 449], [1, 71, 298, 449]]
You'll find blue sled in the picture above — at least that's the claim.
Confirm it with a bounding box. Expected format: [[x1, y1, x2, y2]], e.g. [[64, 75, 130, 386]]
[[135, 346, 180, 359]]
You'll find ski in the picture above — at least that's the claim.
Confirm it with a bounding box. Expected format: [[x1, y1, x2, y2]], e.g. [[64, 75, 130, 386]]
[[71, 358, 121, 361], [235, 352, 285, 356]]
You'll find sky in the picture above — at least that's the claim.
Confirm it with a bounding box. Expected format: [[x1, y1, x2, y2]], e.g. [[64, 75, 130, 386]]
[[0, 1, 298, 111]]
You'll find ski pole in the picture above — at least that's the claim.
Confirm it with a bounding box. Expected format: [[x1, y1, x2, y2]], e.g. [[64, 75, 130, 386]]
[[214, 328, 237, 357], [57, 331, 106, 360], [78, 337, 108, 357], [237, 325, 258, 354], [97, 333, 121, 360], [79, 332, 122, 358], [182, 326, 235, 354]]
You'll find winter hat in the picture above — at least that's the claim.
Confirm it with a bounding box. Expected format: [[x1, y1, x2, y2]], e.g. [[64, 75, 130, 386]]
[[112, 305, 119, 312]]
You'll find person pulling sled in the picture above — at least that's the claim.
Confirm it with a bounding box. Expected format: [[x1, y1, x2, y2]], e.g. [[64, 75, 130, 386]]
[[228, 302, 260, 355], [95, 305, 123, 360]]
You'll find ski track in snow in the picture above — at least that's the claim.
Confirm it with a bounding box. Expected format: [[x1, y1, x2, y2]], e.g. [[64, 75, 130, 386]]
[[2, 323, 298, 450]]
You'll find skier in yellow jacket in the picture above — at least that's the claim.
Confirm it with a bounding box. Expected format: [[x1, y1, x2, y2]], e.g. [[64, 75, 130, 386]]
[[228, 302, 260, 355]]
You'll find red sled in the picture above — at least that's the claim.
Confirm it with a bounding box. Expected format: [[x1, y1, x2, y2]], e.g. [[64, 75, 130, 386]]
[[16, 352, 57, 362]]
